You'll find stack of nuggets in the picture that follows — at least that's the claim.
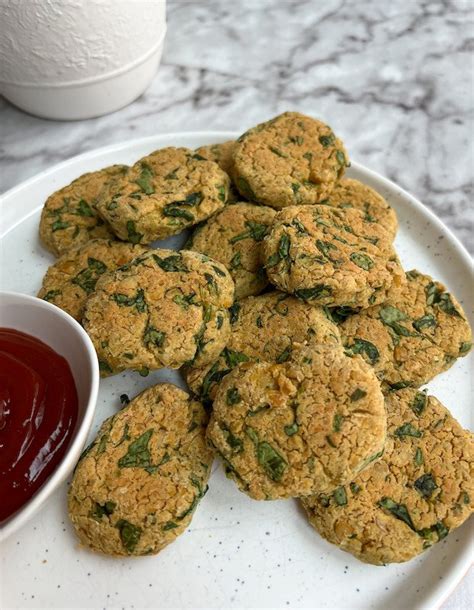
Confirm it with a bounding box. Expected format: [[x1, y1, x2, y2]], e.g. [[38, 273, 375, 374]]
[[36, 111, 472, 562]]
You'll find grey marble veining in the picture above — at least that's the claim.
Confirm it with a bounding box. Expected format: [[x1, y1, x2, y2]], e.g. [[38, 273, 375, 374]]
[[1, 0, 472, 252]]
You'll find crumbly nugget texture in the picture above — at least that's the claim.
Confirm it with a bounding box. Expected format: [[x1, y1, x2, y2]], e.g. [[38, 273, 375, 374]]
[[232, 112, 349, 208], [184, 291, 342, 403], [83, 248, 234, 376], [302, 388, 474, 565], [326, 178, 398, 239], [68, 383, 214, 557], [341, 269, 472, 388], [207, 346, 386, 500], [263, 205, 404, 308], [39, 165, 127, 257], [195, 140, 237, 176], [96, 147, 230, 244], [37, 239, 148, 321], [188, 202, 276, 300]]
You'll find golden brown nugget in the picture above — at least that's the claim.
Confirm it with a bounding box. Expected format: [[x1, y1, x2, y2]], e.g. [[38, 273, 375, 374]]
[[302, 388, 474, 565], [184, 291, 342, 404], [341, 269, 472, 387], [38, 239, 148, 321], [195, 140, 236, 175], [187, 202, 276, 299], [232, 112, 349, 208], [207, 346, 386, 500], [39, 165, 128, 256], [263, 205, 404, 308], [68, 383, 213, 557], [326, 178, 398, 239], [96, 147, 230, 244], [83, 249, 234, 376]]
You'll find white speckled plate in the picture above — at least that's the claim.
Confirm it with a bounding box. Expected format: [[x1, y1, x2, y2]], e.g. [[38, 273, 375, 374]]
[[0, 133, 472, 610]]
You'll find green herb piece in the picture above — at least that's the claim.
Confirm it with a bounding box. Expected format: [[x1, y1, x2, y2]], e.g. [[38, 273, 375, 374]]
[[91, 500, 116, 521], [350, 388, 367, 401], [410, 390, 428, 416], [289, 135, 304, 145], [164, 169, 178, 180], [229, 302, 241, 324], [303, 151, 313, 162], [216, 314, 224, 329], [236, 177, 256, 200], [379, 305, 413, 336], [414, 473, 438, 498], [276, 345, 291, 363], [284, 422, 299, 436], [333, 486, 347, 506], [425, 281, 442, 305], [319, 134, 335, 148], [316, 239, 337, 259], [137, 367, 149, 377], [357, 449, 384, 471], [413, 314, 436, 331], [344, 338, 379, 365], [135, 164, 154, 194], [98, 359, 112, 374], [269, 145, 288, 158], [51, 220, 70, 232], [143, 325, 165, 348], [230, 252, 241, 269], [173, 292, 197, 309], [278, 233, 291, 260], [116, 519, 142, 553], [42, 289, 61, 301], [223, 347, 249, 368], [256, 315, 264, 328], [163, 206, 194, 221], [350, 482, 361, 494], [410, 446, 423, 468], [388, 380, 413, 391], [221, 426, 243, 453], [126, 220, 143, 244], [437, 293, 462, 318], [191, 153, 206, 161], [336, 150, 347, 166], [226, 387, 241, 406], [204, 272, 218, 295], [459, 341, 472, 354], [245, 426, 259, 445], [329, 305, 357, 324], [461, 491, 470, 504], [257, 442, 287, 482], [350, 252, 374, 271], [200, 362, 229, 402], [112, 288, 147, 312], [420, 522, 450, 547], [72, 257, 107, 294], [153, 253, 188, 272], [291, 183, 301, 197], [295, 285, 332, 301], [218, 185, 227, 202], [333, 413, 343, 432], [378, 498, 415, 530], [76, 199, 94, 216], [229, 220, 269, 243], [118, 429, 153, 469], [162, 521, 179, 531], [394, 422, 422, 438]]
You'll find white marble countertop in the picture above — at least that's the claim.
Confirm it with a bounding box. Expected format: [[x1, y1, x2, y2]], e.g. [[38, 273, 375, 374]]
[[0, 1, 472, 607]]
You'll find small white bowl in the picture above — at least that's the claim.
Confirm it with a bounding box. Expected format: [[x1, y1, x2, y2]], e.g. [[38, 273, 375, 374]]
[[0, 292, 99, 540]]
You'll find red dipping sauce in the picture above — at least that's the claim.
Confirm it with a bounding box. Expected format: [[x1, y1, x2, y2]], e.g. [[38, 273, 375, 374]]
[[0, 328, 78, 523]]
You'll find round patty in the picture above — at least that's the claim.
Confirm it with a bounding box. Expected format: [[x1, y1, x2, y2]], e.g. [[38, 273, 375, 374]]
[[263, 205, 404, 308], [83, 248, 234, 376], [184, 290, 342, 404], [187, 202, 276, 299], [68, 383, 214, 556], [232, 111, 349, 208], [302, 387, 474, 564], [341, 269, 472, 388], [207, 345, 386, 500], [37, 239, 148, 321], [95, 147, 230, 244], [39, 165, 127, 256]]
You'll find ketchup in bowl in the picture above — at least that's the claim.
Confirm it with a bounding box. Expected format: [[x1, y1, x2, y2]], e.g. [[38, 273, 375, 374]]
[[0, 328, 78, 522]]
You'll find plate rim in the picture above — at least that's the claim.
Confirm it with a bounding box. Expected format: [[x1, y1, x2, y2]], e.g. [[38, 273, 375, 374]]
[[0, 130, 472, 610]]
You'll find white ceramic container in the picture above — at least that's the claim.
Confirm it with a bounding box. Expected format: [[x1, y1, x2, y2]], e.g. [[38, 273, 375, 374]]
[[0, 0, 166, 120], [0, 292, 100, 540]]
